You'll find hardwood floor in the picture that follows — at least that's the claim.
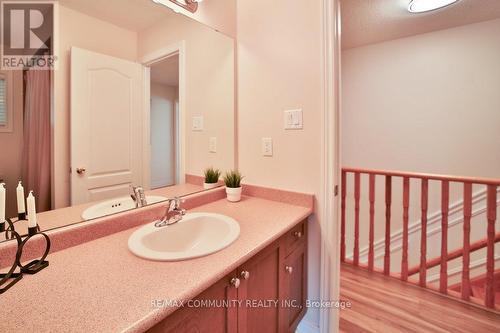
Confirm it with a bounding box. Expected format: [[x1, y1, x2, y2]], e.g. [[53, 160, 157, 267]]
[[339, 264, 500, 333]]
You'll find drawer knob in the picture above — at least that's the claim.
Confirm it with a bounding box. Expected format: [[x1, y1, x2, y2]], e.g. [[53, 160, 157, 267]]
[[76, 168, 86, 175], [230, 277, 241, 288], [285, 266, 293, 274], [293, 231, 303, 238], [240, 270, 250, 280]]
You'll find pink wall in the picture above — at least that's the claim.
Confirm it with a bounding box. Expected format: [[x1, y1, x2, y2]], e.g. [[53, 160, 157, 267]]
[[237, 0, 324, 328], [0, 71, 23, 217], [342, 18, 500, 179], [53, 5, 138, 208]]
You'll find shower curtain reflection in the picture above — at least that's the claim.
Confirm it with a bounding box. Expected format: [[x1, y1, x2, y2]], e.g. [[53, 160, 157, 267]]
[[21, 69, 51, 212]]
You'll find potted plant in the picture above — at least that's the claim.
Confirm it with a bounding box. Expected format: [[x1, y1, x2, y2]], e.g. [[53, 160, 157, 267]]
[[224, 170, 243, 202], [203, 167, 221, 189]]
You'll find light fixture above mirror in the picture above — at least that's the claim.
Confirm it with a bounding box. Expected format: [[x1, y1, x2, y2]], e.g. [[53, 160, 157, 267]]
[[408, 0, 460, 13], [152, 0, 203, 13]]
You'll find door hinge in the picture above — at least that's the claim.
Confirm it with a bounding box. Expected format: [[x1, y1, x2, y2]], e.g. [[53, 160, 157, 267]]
[[334, 185, 339, 197]]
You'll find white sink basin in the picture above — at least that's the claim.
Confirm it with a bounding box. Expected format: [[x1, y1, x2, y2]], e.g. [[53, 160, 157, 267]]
[[128, 213, 240, 261], [81, 195, 167, 220]]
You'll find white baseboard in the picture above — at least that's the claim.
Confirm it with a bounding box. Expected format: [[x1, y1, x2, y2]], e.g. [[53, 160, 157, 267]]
[[296, 318, 320, 333]]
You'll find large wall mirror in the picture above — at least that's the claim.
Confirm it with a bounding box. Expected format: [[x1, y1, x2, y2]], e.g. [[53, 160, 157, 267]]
[[0, 0, 235, 241]]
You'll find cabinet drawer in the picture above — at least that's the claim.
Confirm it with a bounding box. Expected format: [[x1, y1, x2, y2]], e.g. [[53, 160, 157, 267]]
[[285, 221, 306, 256]]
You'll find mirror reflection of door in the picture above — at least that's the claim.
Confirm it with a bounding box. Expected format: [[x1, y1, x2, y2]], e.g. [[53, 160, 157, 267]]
[[70, 47, 144, 205], [149, 55, 179, 189]]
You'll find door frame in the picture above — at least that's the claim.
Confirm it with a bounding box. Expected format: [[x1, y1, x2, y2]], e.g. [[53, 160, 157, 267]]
[[318, 0, 341, 332], [140, 41, 186, 189]]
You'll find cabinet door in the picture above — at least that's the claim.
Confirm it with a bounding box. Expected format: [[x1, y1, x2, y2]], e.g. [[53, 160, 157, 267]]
[[148, 270, 238, 333], [237, 242, 283, 333], [283, 243, 307, 332]]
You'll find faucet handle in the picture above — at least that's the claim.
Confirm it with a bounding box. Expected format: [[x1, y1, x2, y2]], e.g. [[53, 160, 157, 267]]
[[130, 185, 137, 203], [172, 197, 185, 209], [136, 187, 146, 205], [168, 198, 177, 210]]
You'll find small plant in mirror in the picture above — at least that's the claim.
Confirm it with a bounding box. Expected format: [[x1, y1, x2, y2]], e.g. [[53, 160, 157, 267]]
[[204, 167, 221, 184], [203, 167, 221, 190]]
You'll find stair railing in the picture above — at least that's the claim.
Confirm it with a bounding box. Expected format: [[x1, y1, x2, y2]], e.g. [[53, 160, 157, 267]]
[[341, 167, 500, 309]]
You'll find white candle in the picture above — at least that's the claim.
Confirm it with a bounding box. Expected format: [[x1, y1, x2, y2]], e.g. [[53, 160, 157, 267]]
[[27, 191, 37, 228], [0, 183, 5, 224], [16, 181, 25, 215]]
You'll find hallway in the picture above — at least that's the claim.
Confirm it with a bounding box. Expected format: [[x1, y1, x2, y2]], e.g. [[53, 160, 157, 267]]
[[339, 264, 500, 333]]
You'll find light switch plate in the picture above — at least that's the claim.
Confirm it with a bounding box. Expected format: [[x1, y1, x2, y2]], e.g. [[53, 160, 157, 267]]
[[284, 109, 303, 130], [192, 116, 204, 131], [262, 138, 273, 157], [209, 137, 217, 153]]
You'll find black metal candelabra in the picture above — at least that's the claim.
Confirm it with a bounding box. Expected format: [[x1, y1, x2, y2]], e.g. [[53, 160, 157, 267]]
[[0, 218, 50, 294]]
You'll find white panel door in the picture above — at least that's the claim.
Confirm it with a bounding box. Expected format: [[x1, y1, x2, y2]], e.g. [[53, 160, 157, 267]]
[[70, 47, 144, 205]]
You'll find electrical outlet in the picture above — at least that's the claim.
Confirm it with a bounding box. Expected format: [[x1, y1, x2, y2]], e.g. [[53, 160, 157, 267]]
[[209, 137, 217, 153], [192, 116, 204, 131], [262, 138, 273, 157], [284, 109, 303, 130]]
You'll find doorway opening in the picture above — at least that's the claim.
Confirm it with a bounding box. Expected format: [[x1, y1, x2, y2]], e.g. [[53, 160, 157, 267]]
[[148, 54, 180, 189]]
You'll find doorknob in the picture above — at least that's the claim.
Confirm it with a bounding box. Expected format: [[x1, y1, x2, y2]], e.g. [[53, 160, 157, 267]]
[[76, 168, 86, 175]]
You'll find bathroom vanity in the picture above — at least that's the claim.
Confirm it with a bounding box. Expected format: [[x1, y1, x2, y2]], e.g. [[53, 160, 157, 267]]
[[149, 220, 307, 333], [0, 186, 313, 333]]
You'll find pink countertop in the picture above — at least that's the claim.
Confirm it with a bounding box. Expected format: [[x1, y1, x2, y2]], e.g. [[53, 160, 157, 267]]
[[1, 195, 312, 333]]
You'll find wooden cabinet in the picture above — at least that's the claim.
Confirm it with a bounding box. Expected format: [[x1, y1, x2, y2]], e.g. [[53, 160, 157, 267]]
[[148, 220, 307, 333], [148, 270, 238, 333], [238, 241, 282, 333], [283, 244, 307, 331]]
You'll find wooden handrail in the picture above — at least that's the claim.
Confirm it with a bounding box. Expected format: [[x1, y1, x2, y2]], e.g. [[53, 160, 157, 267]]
[[407, 232, 500, 277], [342, 167, 500, 186]]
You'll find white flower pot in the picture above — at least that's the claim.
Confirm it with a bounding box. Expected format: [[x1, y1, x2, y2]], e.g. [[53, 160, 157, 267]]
[[203, 182, 219, 190], [226, 186, 242, 202]]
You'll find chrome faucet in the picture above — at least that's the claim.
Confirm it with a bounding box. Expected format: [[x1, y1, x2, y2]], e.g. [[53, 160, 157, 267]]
[[155, 197, 186, 227], [130, 185, 147, 208]]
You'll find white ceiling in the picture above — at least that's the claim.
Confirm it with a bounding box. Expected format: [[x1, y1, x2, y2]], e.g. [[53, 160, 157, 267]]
[[58, 0, 175, 32], [341, 0, 500, 49], [151, 55, 179, 86]]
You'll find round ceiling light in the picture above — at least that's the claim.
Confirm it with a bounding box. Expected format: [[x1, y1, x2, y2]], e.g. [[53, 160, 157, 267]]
[[408, 0, 460, 13]]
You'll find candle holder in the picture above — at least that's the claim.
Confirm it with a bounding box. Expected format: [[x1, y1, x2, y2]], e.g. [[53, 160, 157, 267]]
[[0, 221, 5, 233], [0, 219, 23, 294], [4, 217, 40, 240], [17, 228, 50, 275], [18, 212, 26, 221], [28, 226, 38, 237]]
